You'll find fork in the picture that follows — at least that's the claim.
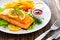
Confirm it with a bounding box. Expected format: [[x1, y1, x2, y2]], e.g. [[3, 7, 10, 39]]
[[47, 31, 60, 40], [35, 19, 60, 40]]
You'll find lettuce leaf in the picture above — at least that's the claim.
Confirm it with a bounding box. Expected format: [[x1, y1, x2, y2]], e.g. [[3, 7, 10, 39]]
[[28, 22, 36, 29], [0, 7, 6, 12], [0, 19, 8, 27]]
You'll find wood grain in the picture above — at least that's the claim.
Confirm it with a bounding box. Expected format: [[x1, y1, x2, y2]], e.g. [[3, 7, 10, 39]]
[[0, 0, 60, 40]]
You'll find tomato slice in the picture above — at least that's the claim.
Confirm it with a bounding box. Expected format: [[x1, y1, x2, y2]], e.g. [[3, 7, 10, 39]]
[[23, 6, 29, 11]]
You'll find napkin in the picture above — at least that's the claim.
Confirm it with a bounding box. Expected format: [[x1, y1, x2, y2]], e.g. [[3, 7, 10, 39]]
[[55, 0, 60, 11]]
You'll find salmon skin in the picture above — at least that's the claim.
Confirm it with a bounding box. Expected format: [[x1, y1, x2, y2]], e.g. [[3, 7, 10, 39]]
[[0, 14, 34, 29]]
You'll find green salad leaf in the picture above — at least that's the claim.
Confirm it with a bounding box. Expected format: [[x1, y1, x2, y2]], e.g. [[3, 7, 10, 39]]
[[29, 22, 36, 29], [0, 7, 6, 12], [0, 7, 8, 27], [33, 17, 42, 24], [0, 19, 8, 27]]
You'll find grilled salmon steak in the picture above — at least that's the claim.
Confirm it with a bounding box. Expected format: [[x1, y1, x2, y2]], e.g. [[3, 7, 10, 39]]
[[0, 11, 34, 29]]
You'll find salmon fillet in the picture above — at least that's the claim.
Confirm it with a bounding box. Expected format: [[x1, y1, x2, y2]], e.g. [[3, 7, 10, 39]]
[[0, 14, 34, 29]]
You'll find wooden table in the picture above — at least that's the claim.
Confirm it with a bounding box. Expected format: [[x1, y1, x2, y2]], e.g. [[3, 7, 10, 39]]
[[0, 0, 60, 40]]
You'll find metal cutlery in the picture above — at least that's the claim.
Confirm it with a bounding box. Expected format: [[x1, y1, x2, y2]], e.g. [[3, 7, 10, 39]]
[[46, 31, 60, 40], [35, 19, 60, 40]]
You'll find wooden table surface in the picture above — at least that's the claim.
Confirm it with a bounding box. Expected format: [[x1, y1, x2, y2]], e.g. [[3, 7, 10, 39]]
[[0, 0, 60, 40]]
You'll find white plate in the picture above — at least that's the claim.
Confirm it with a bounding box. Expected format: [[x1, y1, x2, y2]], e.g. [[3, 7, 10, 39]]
[[0, 0, 51, 34]]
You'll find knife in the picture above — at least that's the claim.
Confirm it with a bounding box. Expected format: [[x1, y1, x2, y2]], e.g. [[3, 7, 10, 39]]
[[46, 31, 60, 40]]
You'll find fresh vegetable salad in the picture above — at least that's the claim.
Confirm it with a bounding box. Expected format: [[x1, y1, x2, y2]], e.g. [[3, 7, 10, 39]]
[[0, 0, 42, 32]]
